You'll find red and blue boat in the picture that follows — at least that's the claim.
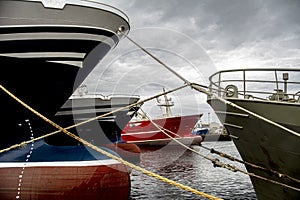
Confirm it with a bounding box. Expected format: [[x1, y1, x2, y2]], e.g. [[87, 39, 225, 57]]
[[0, 0, 132, 199], [0, 140, 131, 200]]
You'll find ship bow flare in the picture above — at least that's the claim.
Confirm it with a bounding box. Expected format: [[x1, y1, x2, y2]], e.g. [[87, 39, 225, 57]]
[[0, 1, 132, 199], [207, 68, 300, 199], [0, 0, 130, 67]]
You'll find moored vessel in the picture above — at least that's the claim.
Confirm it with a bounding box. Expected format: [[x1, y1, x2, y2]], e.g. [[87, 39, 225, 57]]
[[54, 86, 142, 164], [0, 1, 132, 199], [207, 68, 300, 199], [121, 88, 203, 146], [0, 0, 130, 148], [0, 140, 131, 200]]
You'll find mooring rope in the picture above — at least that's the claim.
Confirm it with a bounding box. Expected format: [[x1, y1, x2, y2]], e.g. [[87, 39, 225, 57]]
[[118, 30, 300, 138], [191, 83, 300, 138], [199, 143, 300, 184], [1, 29, 299, 198], [139, 108, 300, 191], [0, 84, 222, 200], [118, 31, 300, 192], [0, 84, 188, 154]]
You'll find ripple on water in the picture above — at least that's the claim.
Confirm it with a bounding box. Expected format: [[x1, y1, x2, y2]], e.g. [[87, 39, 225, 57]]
[[129, 141, 257, 200]]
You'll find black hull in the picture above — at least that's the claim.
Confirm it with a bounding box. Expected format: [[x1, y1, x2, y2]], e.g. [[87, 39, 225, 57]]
[[51, 110, 137, 146], [0, 45, 111, 148], [0, 57, 77, 148], [51, 96, 141, 145], [0, 0, 130, 148]]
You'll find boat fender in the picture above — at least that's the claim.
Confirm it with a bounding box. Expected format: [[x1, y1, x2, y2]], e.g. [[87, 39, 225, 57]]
[[224, 85, 238, 98]]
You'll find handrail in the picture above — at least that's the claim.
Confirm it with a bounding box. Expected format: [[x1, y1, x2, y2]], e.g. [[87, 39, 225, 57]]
[[208, 68, 300, 102]]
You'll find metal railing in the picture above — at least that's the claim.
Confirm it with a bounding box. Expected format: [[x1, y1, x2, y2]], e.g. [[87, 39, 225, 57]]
[[208, 68, 300, 102]]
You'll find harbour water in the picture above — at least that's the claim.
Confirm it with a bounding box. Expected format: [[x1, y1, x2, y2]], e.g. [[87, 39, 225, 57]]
[[129, 141, 257, 200]]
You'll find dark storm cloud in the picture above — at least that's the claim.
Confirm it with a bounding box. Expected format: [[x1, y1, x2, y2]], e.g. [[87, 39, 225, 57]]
[[127, 0, 300, 46], [101, 0, 299, 69], [83, 0, 300, 121]]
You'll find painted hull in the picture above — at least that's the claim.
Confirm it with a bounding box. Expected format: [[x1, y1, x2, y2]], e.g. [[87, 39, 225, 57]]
[[0, 0, 130, 148], [0, 165, 130, 200], [0, 1, 132, 199], [0, 140, 131, 200], [53, 95, 142, 164], [121, 114, 203, 146], [104, 143, 141, 165], [208, 98, 300, 200], [53, 95, 141, 145]]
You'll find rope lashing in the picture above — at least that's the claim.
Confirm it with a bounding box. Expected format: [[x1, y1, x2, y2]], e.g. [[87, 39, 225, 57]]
[[0, 84, 222, 200]]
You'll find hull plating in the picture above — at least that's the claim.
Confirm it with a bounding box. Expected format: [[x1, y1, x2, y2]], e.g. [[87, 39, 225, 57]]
[[0, 164, 130, 200], [0, 140, 131, 200], [0, 0, 129, 148], [208, 98, 300, 200], [121, 114, 202, 146]]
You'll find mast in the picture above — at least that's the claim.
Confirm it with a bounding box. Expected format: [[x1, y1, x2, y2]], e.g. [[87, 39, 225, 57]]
[[157, 88, 174, 117]]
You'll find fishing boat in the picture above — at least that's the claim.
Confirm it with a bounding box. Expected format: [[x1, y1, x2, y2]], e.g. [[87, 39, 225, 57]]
[[0, 0, 132, 199], [192, 120, 209, 137], [54, 85, 142, 164], [192, 122, 232, 142], [0, 0, 130, 148], [0, 139, 131, 200], [121, 88, 203, 146], [207, 68, 300, 199]]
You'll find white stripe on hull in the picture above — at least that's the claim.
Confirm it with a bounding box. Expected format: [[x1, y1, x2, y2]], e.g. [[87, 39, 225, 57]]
[[0, 31, 115, 44], [126, 136, 202, 144], [122, 130, 160, 136], [0, 52, 85, 59]]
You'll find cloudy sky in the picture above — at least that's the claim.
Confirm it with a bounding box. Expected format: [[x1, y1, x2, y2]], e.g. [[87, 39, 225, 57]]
[[82, 0, 300, 123]]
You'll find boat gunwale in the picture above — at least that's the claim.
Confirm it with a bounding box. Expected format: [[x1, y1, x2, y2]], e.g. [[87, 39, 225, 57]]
[[208, 68, 300, 103], [70, 94, 140, 101], [0, 25, 122, 44], [129, 113, 203, 122], [14, 0, 130, 24], [209, 96, 300, 107]]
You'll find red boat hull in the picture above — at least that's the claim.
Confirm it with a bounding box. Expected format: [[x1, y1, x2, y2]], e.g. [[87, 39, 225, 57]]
[[104, 143, 141, 165], [0, 161, 130, 200], [121, 114, 203, 146]]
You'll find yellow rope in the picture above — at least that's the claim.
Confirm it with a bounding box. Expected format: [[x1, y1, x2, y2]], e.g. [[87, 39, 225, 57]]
[[143, 110, 300, 191], [0, 84, 188, 154], [118, 31, 300, 192], [0, 84, 223, 200]]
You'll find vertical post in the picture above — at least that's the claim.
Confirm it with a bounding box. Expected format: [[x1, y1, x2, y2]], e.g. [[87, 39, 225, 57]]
[[208, 112, 210, 127], [275, 70, 279, 101], [283, 73, 289, 94], [218, 72, 221, 97], [243, 70, 246, 98]]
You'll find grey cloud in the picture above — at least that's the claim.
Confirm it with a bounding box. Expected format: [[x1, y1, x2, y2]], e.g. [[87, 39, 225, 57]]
[[82, 0, 299, 121]]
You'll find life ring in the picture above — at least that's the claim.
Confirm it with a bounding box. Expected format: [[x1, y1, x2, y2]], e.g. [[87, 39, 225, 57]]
[[224, 85, 238, 98]]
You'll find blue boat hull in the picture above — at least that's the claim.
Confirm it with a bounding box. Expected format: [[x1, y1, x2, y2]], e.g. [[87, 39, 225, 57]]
[[0, 140, 131, 200]]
